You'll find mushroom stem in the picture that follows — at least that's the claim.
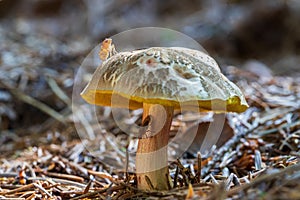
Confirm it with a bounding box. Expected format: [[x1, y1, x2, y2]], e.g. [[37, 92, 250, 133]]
[[136, 103, 174, 190]]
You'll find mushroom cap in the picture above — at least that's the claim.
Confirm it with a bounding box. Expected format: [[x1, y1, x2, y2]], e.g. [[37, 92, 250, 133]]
[[81, 47, 248, 112]]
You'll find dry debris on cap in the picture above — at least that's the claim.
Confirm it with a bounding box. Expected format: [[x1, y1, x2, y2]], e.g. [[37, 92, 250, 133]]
[[81, 47, 248, 112]]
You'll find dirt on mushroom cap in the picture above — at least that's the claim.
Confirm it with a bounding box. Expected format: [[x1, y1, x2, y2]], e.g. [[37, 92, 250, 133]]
[[81, 47, 248, 113]]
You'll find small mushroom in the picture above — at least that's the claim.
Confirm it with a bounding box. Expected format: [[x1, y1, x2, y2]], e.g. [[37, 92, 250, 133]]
[[81, 39, 248, 190]]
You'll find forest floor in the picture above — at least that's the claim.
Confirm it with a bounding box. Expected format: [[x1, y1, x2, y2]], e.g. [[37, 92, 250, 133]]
[[0, 1, 299, 199], [1, 61, 299, 199]]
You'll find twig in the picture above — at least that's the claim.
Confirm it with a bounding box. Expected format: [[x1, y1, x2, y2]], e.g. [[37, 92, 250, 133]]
[[28, 177, 86, 188], [32, 182, 52, 197], [41, 172, 85, 183], [69, 184, 113, 200], [173, 166, 179, 188], [225, 173, 234, 191], [56, 70, 96, 139], [232, 174, 241, 186], [46, 77, 71, 105], [176, 159, 189, 186], [210, 174, 218, 185], [23, 191, 36, 199], [0, 183, 34, 195], [254, 149, 262, 170], [0, 81, 66, 123], [87, 170, 114, 182], [125, 146, 129, 182], [197, 152, 201, 183], [83, 180, 93, 194]]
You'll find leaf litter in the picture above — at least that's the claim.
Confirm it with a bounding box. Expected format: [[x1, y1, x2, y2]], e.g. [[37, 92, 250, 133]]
[[0, 32, 299, 199]]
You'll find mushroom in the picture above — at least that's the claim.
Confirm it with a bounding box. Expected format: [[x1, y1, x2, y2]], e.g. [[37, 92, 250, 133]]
[[81, 39, 248, 190]]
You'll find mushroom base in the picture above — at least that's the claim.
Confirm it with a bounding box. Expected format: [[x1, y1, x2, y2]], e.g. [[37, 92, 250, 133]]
[[136, 103, 174, 190]]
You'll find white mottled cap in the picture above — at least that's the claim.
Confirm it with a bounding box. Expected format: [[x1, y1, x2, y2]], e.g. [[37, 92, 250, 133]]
[[81, 47, 248, 112]]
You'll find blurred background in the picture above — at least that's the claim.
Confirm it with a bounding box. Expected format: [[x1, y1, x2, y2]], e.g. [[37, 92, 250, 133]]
[[1, 0, 300, 152]]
